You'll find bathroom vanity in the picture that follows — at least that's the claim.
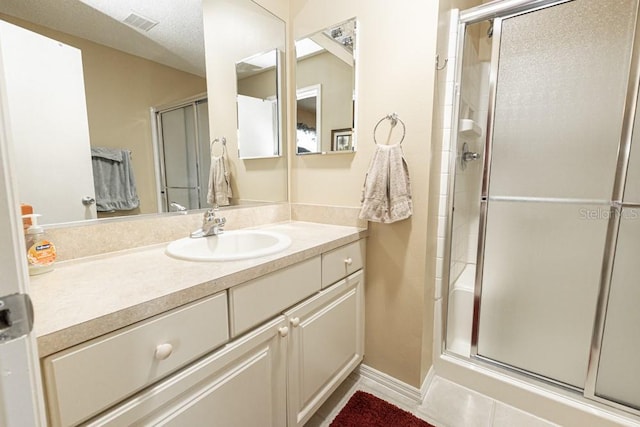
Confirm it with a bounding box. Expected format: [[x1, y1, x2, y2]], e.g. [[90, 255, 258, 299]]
[[30, 222, 366, 426]]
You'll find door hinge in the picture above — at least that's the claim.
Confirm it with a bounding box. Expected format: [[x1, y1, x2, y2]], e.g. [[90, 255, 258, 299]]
[[0, 293, 34, 343]]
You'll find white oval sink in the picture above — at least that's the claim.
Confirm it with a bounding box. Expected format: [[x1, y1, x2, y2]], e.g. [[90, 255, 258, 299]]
[[166, 229, 292, 261]]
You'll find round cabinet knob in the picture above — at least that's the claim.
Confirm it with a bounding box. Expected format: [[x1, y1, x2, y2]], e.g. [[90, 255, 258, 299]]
[[290, 317, 301, 327], [154, 343, 173, 361], [278, 326, 289, 337], [82, 196, 96, 206], [344, 257, 353, 266]]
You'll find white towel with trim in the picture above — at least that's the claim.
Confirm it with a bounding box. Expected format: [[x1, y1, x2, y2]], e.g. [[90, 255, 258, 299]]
[[207, 142, 232, 206], [359, 143, 412, 223]]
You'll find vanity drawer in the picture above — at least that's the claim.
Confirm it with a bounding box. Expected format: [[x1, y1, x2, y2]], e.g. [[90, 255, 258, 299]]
[[229, 257, 321, 337], [43, 291, 229, 427], [321, 239, 365, 288]]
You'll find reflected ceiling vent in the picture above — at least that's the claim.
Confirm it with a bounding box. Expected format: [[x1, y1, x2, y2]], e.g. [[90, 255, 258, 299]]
[[122, 11, 158, 32]]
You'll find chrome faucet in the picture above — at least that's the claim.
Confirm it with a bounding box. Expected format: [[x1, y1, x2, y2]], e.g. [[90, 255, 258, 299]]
[[190, 208, 226, 238]]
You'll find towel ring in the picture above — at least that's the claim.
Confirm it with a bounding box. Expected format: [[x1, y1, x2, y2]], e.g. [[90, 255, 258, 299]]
[[210, 137, 227, 158], [211, 137, 226, 148], [373, 113, 406, 145]]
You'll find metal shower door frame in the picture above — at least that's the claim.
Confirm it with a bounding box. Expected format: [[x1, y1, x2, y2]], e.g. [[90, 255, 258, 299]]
[[448, 0, 640, 415], [153, 94, 209, 212]]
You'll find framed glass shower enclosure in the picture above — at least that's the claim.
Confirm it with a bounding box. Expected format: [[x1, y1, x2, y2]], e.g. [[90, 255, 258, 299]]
[[445, 0, 640, 416], [154, 95, 211, 212]]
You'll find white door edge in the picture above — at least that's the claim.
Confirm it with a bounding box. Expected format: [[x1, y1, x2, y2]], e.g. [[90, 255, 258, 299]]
[[0, 24, 47, 426]]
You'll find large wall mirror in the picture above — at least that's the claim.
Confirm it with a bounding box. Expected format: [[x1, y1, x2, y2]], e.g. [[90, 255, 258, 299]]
[[203, 0, 287, 203], [0, 0, 286, 226], [295, 18, 357, 155]]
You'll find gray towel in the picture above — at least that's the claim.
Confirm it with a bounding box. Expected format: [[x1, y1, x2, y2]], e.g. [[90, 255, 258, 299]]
[[91, 147, 139, 212], [90, 146, 123, 162], [359, 143, 412, 223]]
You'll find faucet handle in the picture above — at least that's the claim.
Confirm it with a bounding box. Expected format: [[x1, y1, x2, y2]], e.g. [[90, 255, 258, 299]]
[[170, 201, 187, 214]]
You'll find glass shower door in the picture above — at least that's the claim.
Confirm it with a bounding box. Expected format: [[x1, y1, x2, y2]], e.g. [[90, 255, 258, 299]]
[[594, 88, 640, 410], [475, 0, 636, 389], [158, 99, 211, 211]]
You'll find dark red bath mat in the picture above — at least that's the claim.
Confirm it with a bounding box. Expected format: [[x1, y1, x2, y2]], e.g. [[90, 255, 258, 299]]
[[330, 390, 436, 427]]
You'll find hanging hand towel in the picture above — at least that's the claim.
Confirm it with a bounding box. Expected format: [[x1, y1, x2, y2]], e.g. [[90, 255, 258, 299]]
[[359, 143, 412, 223], [207, 140, 232, 207], [91, 147, 139, 212]]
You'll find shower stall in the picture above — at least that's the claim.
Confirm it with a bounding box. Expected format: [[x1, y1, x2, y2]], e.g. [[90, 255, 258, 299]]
[[444, 0, 640, 417], [154, 96, 211, 212]]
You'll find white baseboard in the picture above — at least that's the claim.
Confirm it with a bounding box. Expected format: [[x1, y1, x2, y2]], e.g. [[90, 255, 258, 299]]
[[357, 364, 435, 403], [420, 366, 436, 399]]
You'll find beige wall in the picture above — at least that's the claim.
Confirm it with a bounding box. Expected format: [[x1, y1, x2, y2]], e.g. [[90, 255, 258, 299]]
[[0, 14, 208, 216], [292, 0, 440, 388], [238, 68, 277, 99], [202, 0, 288, 203]]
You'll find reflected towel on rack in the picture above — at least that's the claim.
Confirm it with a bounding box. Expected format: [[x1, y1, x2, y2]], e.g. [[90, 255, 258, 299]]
[[359, 144, 412, 223], [207, 141, 232, 206], [91, 147, 139, 211]]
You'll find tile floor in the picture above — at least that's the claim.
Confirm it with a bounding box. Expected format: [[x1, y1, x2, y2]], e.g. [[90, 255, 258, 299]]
[[306, 373, 558, 427]]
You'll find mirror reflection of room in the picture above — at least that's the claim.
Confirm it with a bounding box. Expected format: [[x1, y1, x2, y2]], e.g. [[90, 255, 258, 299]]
[[0, 0, 287, 226], [202, 0, 288, 205], [296, 86, 321, 153], [0, 1, 208, 224], [295, 18, 357, 155], [236, 49, 280, 159]]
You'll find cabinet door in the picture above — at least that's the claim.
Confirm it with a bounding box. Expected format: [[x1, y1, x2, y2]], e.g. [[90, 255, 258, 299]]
[[86, 317, 288, 427], [286, 270, 364, 426]]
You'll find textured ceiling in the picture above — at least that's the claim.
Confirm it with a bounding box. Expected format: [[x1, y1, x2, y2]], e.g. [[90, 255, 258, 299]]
[[0, 0, 206, 77]]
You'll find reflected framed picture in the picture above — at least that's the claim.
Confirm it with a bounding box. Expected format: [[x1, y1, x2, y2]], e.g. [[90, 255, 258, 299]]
[[331, 128, 354, 151]]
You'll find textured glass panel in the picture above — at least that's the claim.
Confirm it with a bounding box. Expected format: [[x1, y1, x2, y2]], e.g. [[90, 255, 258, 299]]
[[596, 209, 640, 408], [478, 201, 608, 388], [161, 106, 197, 188], [489, 0, 635, 199]]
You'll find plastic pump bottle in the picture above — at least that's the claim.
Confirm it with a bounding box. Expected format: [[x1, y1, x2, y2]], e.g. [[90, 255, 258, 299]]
[[22, 213, 57, 275]]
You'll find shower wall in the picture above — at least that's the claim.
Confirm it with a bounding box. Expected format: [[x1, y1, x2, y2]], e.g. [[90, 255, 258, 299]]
[[449, 36, 489, 283]]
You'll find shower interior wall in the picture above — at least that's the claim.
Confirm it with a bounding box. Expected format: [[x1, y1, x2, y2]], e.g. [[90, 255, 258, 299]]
[[450, 25, 490, 284]]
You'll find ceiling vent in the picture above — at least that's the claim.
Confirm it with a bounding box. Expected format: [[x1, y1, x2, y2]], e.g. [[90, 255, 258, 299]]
[[122, 12, 158, 32]]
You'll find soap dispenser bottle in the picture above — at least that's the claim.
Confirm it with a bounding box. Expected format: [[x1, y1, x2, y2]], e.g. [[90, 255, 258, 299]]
[[22, 213, 57, 275]]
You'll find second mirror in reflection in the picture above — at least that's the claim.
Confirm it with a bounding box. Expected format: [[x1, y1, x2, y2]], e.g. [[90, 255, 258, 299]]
[[295, 18, 357, 155], [236, 49, 282, 159]]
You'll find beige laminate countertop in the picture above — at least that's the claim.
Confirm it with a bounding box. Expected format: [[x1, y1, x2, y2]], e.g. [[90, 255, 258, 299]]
[[30, 221, 367, 358]]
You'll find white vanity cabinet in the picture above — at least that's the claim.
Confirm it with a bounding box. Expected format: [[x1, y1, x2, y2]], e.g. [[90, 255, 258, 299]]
[[286, 270, 364, 426], [41, 238, 366, 427], [42, 292, 230, 427], [85, 316, 288, 427]]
